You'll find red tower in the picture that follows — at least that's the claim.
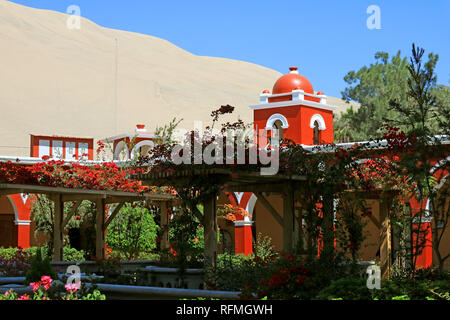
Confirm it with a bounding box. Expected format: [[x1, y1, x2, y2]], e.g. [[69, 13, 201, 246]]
[[233, 67, 337, 256], [251, 67, 335, 146]]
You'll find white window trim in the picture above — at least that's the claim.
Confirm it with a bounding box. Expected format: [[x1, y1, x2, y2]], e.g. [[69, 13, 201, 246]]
[[310, 114, 326, 130], [130, 140, 155, 159], [265, 113, 289, 130], [113, 141, 130, 160]]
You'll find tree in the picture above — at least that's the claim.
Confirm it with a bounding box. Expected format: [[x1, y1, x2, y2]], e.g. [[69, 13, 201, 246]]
[[105, 202, 159, 260], [335, 49, 446, 142], [30, 195, 93, 257], [387, 44, 450, 274]]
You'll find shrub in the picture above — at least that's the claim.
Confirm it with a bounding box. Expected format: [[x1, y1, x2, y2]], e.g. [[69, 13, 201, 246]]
[[63, 247, 85, 261], [253, 233, 278, 261], [316, 278, 372, 300], [0, 275, 105, 300], [0, 247, 31, 277], [106, 203, 159, 260], [25, 248, 58, 284], [243, 254, 318, 300], [166, 206, 205, 268]]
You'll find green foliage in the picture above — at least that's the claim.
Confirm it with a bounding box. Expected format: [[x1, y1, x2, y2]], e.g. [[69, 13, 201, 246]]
[[166, 205, 205, 268], [335, 47, 446, 142], [81, 289, 106, 300], [63, 246, 85, 261], [253, 233, 277, 261], [0, 280, 106, 301], [30, 195, 97, 256], [317, 277, 450, 300], [316, 278, 372, 300], [0, 247, 31, 277], [106, 202, 159, 260], [336, 50, 410, 142], [154, 117, 183, 146], [0, 247, 27, 260], [24, 248, 58, 284], [0, 246, 85, 263]]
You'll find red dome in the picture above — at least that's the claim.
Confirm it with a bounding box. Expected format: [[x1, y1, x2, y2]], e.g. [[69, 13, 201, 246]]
[[272, 67, 314, 95]]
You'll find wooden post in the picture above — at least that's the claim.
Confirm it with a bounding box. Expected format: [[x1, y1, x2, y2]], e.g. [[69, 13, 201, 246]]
[[321, 194, 335, 261], [52, 194, 64, 261], [96, 198, 106, 260], [203, 195, 217, 269], [379, 197, 392, 279], [282, 186, 295, 254], [159, 201, 170, 252]]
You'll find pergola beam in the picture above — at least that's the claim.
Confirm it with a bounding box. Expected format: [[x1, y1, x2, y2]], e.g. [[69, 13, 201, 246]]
[[62, 200, 82, 228], [0, 189, 22, 196], [104, 202, 125, 229], [62, 194, 105, 202], [224, 183, 292, 193]]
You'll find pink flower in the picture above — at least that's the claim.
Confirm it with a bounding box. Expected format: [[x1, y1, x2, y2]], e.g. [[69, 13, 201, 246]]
[[40, 276, 53, 290], [18, 294, 30, 300], [65, 283, 79, 293], [30, 281, 41, 291]]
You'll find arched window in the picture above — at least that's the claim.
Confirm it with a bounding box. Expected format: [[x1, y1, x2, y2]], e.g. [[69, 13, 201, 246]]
[[265, 114, 288, 148], [310, 114, 326, 145], [313, 120, 320, 145], [271, 119, 284, 146]]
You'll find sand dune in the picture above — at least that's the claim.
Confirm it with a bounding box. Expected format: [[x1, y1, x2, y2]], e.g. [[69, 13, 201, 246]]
[[0, 1, 356, 157]]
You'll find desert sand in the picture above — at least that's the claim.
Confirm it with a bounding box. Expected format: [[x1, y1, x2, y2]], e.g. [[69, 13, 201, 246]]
[[0, 1, 357, 157]]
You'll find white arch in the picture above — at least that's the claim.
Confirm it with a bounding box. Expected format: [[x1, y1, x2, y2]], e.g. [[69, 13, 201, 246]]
[[309, 114, 326, 130], [130, 140, 155, 159], [6, 195, 19, 222], [430, 156, 450, 175], [113, 141, 130, 160], [265, 113, 289, 130], [245, 193, 258, 222]]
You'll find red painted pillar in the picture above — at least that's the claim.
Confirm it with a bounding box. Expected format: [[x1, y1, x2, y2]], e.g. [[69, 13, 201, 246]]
[[234, 220, 253, 256], [412, 221, 432, 269], [9, 194, 33, 249], [17, 222, 31, 248]]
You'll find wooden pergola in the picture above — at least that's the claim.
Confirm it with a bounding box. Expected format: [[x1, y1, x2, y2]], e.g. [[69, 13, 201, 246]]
[[135, 168, 309, 268], [0, 183, 176, 261], [135, 168, 396, 278]]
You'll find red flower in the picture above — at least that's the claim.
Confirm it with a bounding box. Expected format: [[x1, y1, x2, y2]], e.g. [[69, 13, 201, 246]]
[[30, 281, 41, 291], [40, 275, 53, 290]]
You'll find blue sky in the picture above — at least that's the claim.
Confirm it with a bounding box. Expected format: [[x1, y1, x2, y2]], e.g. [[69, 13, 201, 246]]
[[8, 0, 450, 97]]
